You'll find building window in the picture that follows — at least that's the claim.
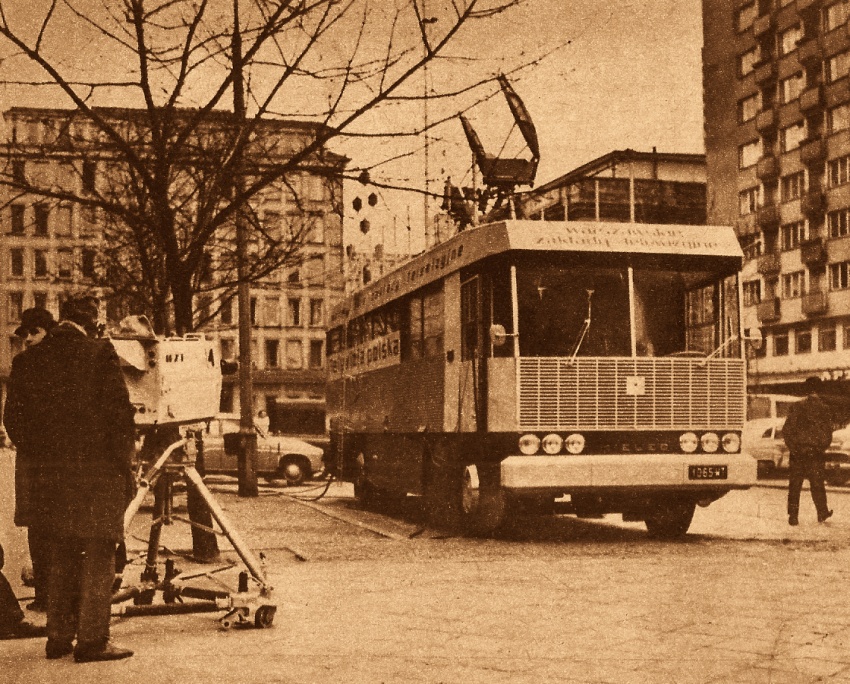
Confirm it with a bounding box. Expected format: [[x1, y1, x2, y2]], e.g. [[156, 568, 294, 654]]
[[828, 155, 850, 187], [743, 280, 762, 306], [286, 339, 303, 369], [739, 140, 761, 168], [828, 208, 850, 237], [309, 299, 323, 327], [287, 269, 301, 285], [10, 204, 25, 234], [827, 50, 850, 82], [781, 122, 806, 152], [12, 160, 25, 183], [81, 249, 96, 279], [9, 248, 24, 278], [739, 187, 759, 216], [826, 2, 850, 33], [739, 47, 760, 77], [34, 250, 48, 278], [774, 330, 789, 356], [780, 172, 805, 202], [8, 291, 23, 322], [265, 339, 280, 368], [220, 299, 233, 325], [288, 298, 301, 326], [781, 221, 806, 250], [820, 324, 837, 352], [781, 73, 805, 103], [781, 271, 804, 298], [830, 261, 850, 289], [739, 93, 760, 123], [33, 292, 47, 310], [309, 340, 323, 369], [829, 104, 850, 133], [844, 323, 850, 349], [82, 160, 96, 192], [796, 328, 812, 354], [57, 249, 72, 278], [250, 296, 257, 325], [264, 296, 280, 327], [220, 338, 235, 360], [741, 233, 762, 259], [219, 383, 234, 413], [737, 2, 757, 32], [779, 25, 803, 55], [34, 204, 49, 236]]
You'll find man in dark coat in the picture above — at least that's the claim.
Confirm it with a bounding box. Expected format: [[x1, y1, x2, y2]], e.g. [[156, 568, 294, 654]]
[[784, 376, 835, 526], [4, 296, 136, 662], [13, 306, 56, 612]]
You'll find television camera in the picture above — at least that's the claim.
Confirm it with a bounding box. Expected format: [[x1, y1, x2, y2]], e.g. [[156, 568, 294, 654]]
[[110, 316, 275, 630]]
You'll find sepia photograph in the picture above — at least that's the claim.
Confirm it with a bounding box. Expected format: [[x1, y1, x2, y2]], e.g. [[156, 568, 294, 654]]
[[1, 0, 850, 681]]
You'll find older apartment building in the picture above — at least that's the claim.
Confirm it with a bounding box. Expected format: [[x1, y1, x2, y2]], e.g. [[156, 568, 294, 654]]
[[0, 107, 346, 435], [703, 0, 850, 392]]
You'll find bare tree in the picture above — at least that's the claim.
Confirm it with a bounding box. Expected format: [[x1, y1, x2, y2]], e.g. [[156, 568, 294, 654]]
[[0, 0, 528, 334]]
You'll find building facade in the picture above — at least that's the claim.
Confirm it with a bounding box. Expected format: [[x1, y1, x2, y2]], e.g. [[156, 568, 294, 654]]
[[703, 0, 850, 392], [0, 107, 345, 436]]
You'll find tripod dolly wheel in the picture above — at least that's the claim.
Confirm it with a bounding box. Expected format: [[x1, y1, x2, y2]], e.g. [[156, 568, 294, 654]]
[[254, 605, 276, 628]]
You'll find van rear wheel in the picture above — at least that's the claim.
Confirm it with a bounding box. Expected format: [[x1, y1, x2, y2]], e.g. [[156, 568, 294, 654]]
[[644, 497, 696, 539]]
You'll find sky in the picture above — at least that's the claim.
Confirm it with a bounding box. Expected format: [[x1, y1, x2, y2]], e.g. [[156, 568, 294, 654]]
[[0, 0, 706, 257]]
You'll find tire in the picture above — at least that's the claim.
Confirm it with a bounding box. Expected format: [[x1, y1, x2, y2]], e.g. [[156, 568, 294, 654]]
[[644, 497, 696, 539], [278, 456, 308, 486], [459, 463, 507, 537]]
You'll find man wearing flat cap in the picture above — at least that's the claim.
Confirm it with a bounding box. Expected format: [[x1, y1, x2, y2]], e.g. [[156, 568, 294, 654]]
[[4, 296, 137, 662]]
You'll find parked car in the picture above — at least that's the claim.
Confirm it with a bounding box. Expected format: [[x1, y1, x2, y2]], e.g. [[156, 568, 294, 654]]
[[743, 418, 788, 477], [743, 417, 850, 485], [200, 415, 324, 486]]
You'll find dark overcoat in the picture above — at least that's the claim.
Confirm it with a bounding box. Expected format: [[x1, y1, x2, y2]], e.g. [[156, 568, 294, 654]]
[[783, 393, 834, 460], [4, 324, 136, 541]]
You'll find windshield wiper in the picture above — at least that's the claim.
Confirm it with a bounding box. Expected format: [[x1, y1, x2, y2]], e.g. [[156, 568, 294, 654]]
[[568, 289, 594, 364]]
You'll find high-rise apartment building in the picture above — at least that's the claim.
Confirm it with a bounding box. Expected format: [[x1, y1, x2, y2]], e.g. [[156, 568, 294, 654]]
[[0, 107, 346, 435], [703, 0, 850, 392]]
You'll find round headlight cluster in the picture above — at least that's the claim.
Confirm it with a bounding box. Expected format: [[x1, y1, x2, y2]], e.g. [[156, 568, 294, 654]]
[[679, 431, 741, 453], [518, 433, 585, 455]]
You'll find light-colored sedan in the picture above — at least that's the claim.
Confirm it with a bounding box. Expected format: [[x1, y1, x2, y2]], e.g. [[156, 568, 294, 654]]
[[743, 418, 789, 476], [201, 417, 324, 486]]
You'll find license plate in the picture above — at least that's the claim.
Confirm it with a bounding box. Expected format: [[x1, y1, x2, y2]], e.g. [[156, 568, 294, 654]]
[[688, 465, 727, 480]]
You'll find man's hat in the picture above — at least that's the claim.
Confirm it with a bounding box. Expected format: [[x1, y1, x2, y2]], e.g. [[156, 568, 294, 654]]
[[59, 295, 100, 330], [15, 307, 56, 337]]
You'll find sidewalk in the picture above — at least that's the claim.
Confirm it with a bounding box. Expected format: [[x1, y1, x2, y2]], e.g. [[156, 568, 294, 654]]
[[4, 480, 850, 683]]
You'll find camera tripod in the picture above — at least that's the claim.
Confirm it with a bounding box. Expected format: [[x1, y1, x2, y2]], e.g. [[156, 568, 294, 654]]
[[113, 436, 276, 629]]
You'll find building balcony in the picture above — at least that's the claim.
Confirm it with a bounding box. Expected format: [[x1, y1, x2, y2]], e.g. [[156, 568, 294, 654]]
[[801, 236, 828, 265], [753, 13, 774, 38], [797, 0, 821, 12], [757, 251, 782, 275], [800, 85, 824, 113], [757, 297, 781, 323], [756, 155, 779, 180], [801, 190, 826, 217], [755, 60, 778, 85], [802, 290, 829, 315], [756, 108, 777, 133], [825, 79, 850, 108], [800, 137, 827, 165], [757, 204, 782, 230], [796, 37, 823, 66]]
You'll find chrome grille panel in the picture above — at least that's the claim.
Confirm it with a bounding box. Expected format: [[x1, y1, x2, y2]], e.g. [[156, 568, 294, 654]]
[[518, 357, 746, 430]]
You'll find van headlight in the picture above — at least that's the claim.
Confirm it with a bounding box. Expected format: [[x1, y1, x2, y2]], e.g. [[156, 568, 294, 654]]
[[519, 434, 540, 455], [701, 432, 719, 453], [721, 433, 741, 453], [680, 432, 698, 453], [541, 434, 563, 455], [565, 433, 585, 454]]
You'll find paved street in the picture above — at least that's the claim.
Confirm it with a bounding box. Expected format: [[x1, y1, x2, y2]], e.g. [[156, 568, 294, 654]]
[[6, 469, 850, 683]]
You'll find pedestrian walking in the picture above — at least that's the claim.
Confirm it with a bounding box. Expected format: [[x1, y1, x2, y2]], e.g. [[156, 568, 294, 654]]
[[784, 376, 835, 526], [12, 307, 56, 613], [4, 296, 137, 662]]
